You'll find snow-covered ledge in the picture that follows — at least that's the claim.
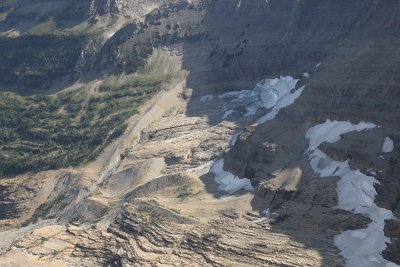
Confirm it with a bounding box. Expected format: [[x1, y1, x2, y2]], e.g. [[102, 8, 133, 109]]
[[207, 76, 306, 197], [305, 120, 398, 267], [382, 137, 394, 154]]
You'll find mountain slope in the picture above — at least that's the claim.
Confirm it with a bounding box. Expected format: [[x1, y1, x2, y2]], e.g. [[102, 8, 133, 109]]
[[0, 0, 399, 266]]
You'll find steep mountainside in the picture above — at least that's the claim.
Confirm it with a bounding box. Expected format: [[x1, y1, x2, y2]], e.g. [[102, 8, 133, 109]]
[[0, 0, 399, 266]]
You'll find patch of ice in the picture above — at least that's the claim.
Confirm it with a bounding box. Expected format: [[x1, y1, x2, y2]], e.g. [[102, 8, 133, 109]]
[[207, 76, 306, 198], [210, 159, 254, 195], [305, 120, 397, 267], [382, 137, 394, 153], [303, 72, 310, 78], [350, 230, 367, 239], [217, 76, 303, 122], [200, 95, 215, 102], [255, 85, 304, 125]]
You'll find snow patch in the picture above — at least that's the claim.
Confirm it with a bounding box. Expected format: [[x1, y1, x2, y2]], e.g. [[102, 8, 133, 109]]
[[210, 159, 254, 195], [252, 217, 267, 223], [306, 120, 377, 152], [107, 31, 116, 38], [305, 120, 397, 267], [382, 137, 394, 153], [252, 208, 270, 223], [262, 208, 270, 217], [208, 76, 306, 198]]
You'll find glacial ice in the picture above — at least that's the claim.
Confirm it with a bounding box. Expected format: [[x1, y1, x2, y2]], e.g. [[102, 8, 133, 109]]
[[255, 84, 304, 125], [209, 76, 305, 196], [216, 76, 304, 123], [306, 120, 398, 267]]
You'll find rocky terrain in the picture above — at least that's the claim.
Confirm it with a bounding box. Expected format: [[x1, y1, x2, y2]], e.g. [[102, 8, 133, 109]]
[[0, 0, 400, 266]]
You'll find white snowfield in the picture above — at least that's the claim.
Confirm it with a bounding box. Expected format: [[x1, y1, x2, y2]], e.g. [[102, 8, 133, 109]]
[[255, 79, 304, 125], [205, 76, 306, 197], [210, 159, 254, 195], [306, 120, 398, 267], [382, 137, 394, 153]]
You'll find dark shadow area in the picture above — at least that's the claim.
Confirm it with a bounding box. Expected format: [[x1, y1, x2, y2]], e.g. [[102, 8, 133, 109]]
[[177, 0, 400, 265], [0, 34, 86, 95]]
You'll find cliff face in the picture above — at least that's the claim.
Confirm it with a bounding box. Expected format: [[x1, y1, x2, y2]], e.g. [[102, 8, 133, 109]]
[[204, 0, 400, 264], [0, 0, 400, 266]]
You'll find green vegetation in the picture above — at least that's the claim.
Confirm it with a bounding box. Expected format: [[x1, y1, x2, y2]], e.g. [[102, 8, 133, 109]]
[[0, 76, 165, 177], [0, 35, 85, 92], [0, 1, 186, 177]]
